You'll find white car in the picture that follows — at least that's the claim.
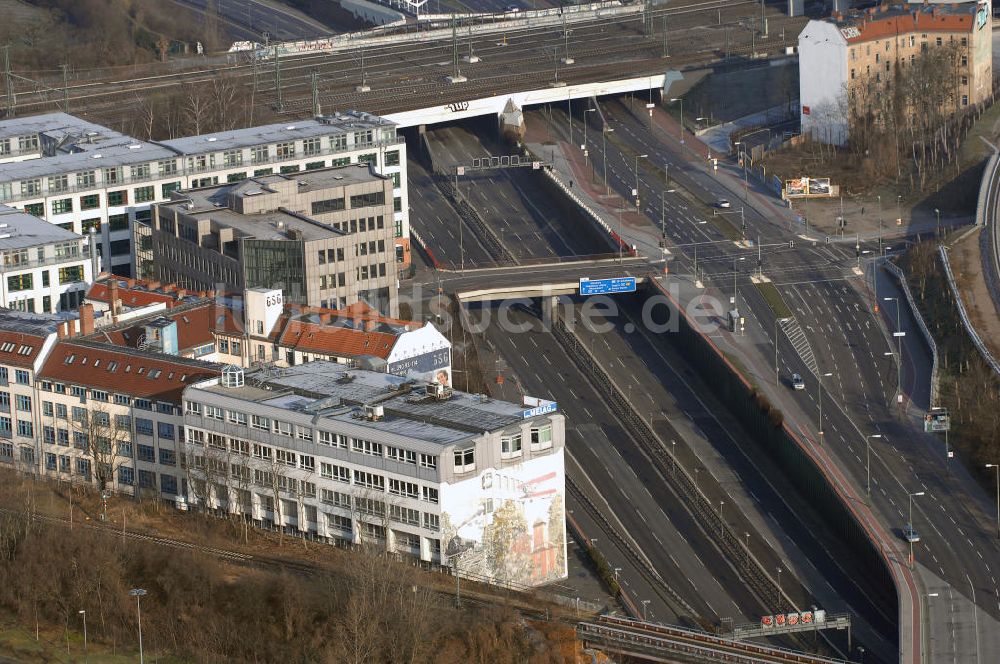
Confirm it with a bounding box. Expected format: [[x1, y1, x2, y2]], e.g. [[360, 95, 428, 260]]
[[791, 373, 805, 390], [902, 524, 920, 543], [716, 199, 731, 208]]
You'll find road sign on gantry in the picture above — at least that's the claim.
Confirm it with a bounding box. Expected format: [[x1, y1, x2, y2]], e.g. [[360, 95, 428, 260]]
[[579, 277, 637, 295]]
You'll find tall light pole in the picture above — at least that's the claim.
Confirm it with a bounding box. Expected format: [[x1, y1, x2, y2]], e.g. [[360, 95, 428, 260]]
[[634, 153, 648, 211], [818, 371, 833, 438], [78, 609, 87, 659], [641, 599, 651, 620], [865, 434, 882, 500], [884, 297, 904, 404], [935, 207, 941, 237], [602, 126, 614, 196], [583, 107, 596, 165], [907, 491, 924, 566], [774, 317, 790, 385], [669, 97, 684, 144], [660, 188, 675, 241], [987, 464, 1000, 539], [129, 588, 147, 664]]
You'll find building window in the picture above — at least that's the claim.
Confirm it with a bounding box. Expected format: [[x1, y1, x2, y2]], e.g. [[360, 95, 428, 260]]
[[251, 145, 269, 163], [419, 453, 437, 469], [134, 186, 155, 203], [303, 137, 321, 156], [160, 474, 177, 495], [157, 422, 175, 439], [386, 446, 417, 465], [961, 55, 967, 67], [312, 198, 345, 214], [422, 486, 439, 504], [530, 424, 553, 450], [388, 479, 419, 499], [224, 149, 243, 167], [58, 266, 84, 284], [162, 182, 181, 198], [351, 438, 383, 457], [51, 198, 72, 215], [253, 168, 273, 177], [423, 513, 440, 531], [108, 214, 129, 232], [23, 203, 43, 217], [76, 458, 91, 479], [7, 274, 31, 292], [453, 448, 475, 473], [963, 95, 969, 106], [21, 179, 40, 196], [15, 395, 30, 412], [107, 190, 127, 206], [14, 370, 28, 386], [135, 418, 153, 435], [16, 420, 32, 438], [275, 142, 295, 159], [305, 161, 325, 170], [159, 448, 176, 466], [501, 433, 522, 458]]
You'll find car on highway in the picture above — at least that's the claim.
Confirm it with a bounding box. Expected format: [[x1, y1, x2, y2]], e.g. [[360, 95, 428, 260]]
[[716, 199, 731, 208], [506, 5, 520, 12], [902, 524, 920, 543], [791, 373, 805, 390]]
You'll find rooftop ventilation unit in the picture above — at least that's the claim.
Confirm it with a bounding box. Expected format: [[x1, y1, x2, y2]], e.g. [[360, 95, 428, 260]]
[[362, 404, 384, 421]]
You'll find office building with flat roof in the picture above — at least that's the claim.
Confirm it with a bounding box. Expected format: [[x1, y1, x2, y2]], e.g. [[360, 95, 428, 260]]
[[0, 204, 96, 314], [182, 362, 567, 586], [0, 111, 410, 277], [138, 165, 399, 315]]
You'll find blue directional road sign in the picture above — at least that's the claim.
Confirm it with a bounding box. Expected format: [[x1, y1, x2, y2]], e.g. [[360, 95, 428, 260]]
[[579, 277, 637, 296]]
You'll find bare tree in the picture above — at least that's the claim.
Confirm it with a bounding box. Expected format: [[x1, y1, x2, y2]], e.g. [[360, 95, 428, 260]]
[[69, 406, 132, 495]]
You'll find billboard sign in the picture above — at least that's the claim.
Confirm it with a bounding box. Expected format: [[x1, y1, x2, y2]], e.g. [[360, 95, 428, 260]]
[[522, 400, 558, 419], [785, 178, 807, 197], [809, 178, 831, 195], [579, 277, 637, 296], [924, 409, 951, 433], [977, 1, 989, 29], [761, 615, 774, 628], [387, 348, 451, 386]]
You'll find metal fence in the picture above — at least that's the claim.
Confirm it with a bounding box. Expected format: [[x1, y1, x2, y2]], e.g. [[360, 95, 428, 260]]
[[883, 260, 940, 406]]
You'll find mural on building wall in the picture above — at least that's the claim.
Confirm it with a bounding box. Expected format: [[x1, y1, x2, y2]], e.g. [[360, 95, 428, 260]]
[[440, 451, 567, 587], [387, 347, 451, 387]]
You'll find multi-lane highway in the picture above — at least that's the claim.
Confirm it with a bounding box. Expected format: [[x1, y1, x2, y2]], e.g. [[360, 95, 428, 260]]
[[173, 0, 332, 41], [565, 92, 1000, 661], [423, 123, 607, 263]]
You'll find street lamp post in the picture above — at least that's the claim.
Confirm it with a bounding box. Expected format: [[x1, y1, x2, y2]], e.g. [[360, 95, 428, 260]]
[[129, 588, 147, 664], [884, 297, 904, 405], [78, 610, 87, 659], [602, 126, 614, 196], [583, 107, 596, 165], [641, 599, 651, 621], [774, 317, 790, 385], [986, 464, 1000, 538], [907, 491, 924, 566], [669, 97, 684, 144], [935, 207, 941, 238], [634, 153, 648, 211], [661, 188, 675, 241], [818, 371, 833, 438], [866, 434, 882, 500], [776, 566, 782, 608]]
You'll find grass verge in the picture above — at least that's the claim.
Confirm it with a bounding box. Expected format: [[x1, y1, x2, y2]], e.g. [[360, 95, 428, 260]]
[[755, 281, 794, 319]]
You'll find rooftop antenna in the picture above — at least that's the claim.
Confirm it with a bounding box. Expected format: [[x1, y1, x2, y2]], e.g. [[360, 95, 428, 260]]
[[4, 46, 13, 118]]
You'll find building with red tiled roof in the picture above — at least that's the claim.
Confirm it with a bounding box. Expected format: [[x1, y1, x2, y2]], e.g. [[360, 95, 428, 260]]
[[798, 1, 991, 144]]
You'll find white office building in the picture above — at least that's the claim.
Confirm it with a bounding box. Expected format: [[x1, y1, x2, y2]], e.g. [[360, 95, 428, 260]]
[[182, 362, 567, 587], [0, 111, 410, 277], [0, 205, 96, 313]]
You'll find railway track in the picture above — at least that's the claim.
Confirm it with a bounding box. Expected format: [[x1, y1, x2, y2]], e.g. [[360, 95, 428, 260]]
[[580, 615, 851, 664], [4, 4, 805, 128]]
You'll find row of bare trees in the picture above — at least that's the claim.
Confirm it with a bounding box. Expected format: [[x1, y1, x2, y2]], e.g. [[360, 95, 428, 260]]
[[0, 469, 570, 663]]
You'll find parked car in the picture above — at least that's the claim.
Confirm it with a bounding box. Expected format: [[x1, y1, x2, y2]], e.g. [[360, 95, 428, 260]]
[[902, 524, 920, 543], [716, 199, 731, 208], [791, 373, 805, 390]]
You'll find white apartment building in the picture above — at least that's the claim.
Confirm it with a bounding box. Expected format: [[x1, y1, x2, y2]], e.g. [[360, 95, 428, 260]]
[[0, 111, 410, 278], [33, 340, 221, 499], [182, 362, 567, 587], [0, 205, 96, 314]]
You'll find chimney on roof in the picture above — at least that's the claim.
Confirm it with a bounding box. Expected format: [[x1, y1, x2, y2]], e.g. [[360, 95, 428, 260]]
[[80, 303, 95, 336], [109, 279, 121, 323]]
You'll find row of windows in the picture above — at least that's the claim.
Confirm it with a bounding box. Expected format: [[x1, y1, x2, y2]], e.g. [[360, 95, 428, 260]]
[[183, 417, 437, 469], [3, 138, 400, 202], [6, 265, 84, 292]]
